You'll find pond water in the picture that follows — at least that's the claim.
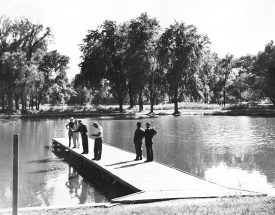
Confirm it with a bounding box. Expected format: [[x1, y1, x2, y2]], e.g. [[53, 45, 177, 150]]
[[1, 115, 275, 208]]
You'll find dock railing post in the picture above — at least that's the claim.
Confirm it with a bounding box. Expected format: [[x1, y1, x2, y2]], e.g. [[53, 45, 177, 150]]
[[13, 134, 19, 215]]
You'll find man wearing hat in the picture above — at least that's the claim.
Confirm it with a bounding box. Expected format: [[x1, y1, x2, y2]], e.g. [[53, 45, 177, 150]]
[[144, 122, 157, 162], [133, 122, 145, 160], [91, 122, 103, 160], [73, 120, 89, 154], [66, 117, 75, 147]]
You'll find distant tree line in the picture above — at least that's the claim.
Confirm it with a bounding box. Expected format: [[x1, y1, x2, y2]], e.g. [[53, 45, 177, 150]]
[[76, 13, 275, 113], [1, 13, 275, 114]]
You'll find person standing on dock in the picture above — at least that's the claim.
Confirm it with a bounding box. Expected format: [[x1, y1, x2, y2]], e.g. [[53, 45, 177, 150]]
[[133, 122, 145, 160], [91, 122, 103, 161], [144, 122, 157, 162], [66, 117, 74, 147], [72, 119, 80, 149], [73, 120, 89, 154]]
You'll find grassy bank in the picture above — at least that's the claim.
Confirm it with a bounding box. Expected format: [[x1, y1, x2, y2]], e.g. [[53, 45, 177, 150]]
[[2, 102, 275, 117], [0, 102, 222, 119], [211, 108, 275, 116], [16, 102, 222, 115], [0, 197, 274, 215]]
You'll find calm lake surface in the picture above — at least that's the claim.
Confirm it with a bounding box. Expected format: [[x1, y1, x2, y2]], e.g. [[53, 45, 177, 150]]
[[1, 115, 275, 208]]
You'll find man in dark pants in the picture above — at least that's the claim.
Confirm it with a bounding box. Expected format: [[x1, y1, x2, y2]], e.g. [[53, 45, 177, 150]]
[[144, 122, 157, 162], [74, 120, 89, 154], [91, 122, 103, 160], [133, 122, 145, 160], [66, 117, 74, 147]]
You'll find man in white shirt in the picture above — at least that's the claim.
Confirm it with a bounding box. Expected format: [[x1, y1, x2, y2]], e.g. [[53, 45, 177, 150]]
[[91, 122, 103, 160]]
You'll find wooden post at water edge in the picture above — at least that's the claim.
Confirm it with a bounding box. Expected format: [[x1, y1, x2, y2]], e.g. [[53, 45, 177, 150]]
[[13, 135, 19, 215]]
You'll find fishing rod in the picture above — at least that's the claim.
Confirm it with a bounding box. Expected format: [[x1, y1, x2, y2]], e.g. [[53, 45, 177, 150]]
[[152, 125, 160, 132]]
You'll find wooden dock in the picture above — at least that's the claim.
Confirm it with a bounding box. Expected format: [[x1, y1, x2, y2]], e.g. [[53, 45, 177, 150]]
[[52, 138, 266, 203]]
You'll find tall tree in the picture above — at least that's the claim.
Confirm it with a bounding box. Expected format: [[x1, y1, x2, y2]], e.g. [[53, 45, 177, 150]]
[[146, 65, 167, 113], [196, 51, 219, 103], [231, 55, 262, 103], [73, 74, 92, 105], [0, 51, 26, 114], [80, 20, 128, 112], [249, 41, 275, 104], [218, 54, 236, 106], [37, 50, 70, 109], [0, 16, 13, 112], [125, 13, 161, 111], [0, 16, 53, 113], [14, 18, 52, 111], [157, 21, 210, 114]]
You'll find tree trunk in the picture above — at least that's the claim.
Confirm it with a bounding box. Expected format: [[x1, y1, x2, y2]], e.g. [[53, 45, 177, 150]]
[[1, 94, 5, 112], [138, 85, 143, 112], [111, 83, 127, 113], [205, 93, 209, 104], [36, 100, 40, 110], [7, 88, 13, 115], [112, 92, 124, 113], [173, 85, 180, 115], [30, 97, 34, 109], [118, 101, 123, 113], [213, 91, 219, 104], [15, 96, 19, 110], [150, 95, 154, 114], [80, 93, 84, 106], [148, 81, 154, 114], [128, 83, 134, 108], [223, 87, 226, 107], [34, 97, 38, 110], [21, 94, 26, 112]]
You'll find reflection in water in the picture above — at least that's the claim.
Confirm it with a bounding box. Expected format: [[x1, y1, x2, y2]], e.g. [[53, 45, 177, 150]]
[[66, 166, 81, 197], [65, 165, 107, 204], [1, 116, 275, 208]]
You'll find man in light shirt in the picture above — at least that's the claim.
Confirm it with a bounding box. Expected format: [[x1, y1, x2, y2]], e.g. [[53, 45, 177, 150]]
[[65, 117, 74, 147], [91, 122, 103, 160]]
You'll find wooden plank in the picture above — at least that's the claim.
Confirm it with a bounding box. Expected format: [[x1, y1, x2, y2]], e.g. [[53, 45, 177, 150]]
[[52, 138, 267, 203]]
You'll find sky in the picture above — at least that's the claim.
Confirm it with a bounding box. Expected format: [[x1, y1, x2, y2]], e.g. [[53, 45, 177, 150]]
[[1, 0, 275, 79]]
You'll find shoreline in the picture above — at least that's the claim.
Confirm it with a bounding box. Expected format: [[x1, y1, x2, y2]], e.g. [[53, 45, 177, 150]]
[[0, 196, 274, 215], [2, 108, 275, 119]]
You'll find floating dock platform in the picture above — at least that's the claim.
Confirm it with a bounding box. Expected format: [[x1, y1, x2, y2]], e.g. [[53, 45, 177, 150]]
[[52, 138, 266, 203]]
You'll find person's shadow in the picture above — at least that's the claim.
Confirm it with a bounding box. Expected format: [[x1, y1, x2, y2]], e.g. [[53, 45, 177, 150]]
[[114, 162, 145, 169], [105, 160, 135, 167]]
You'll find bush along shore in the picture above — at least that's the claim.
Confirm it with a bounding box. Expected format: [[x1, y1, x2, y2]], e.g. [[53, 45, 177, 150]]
[[2, 102, 275, 118], [0, 196, 275, 215]]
